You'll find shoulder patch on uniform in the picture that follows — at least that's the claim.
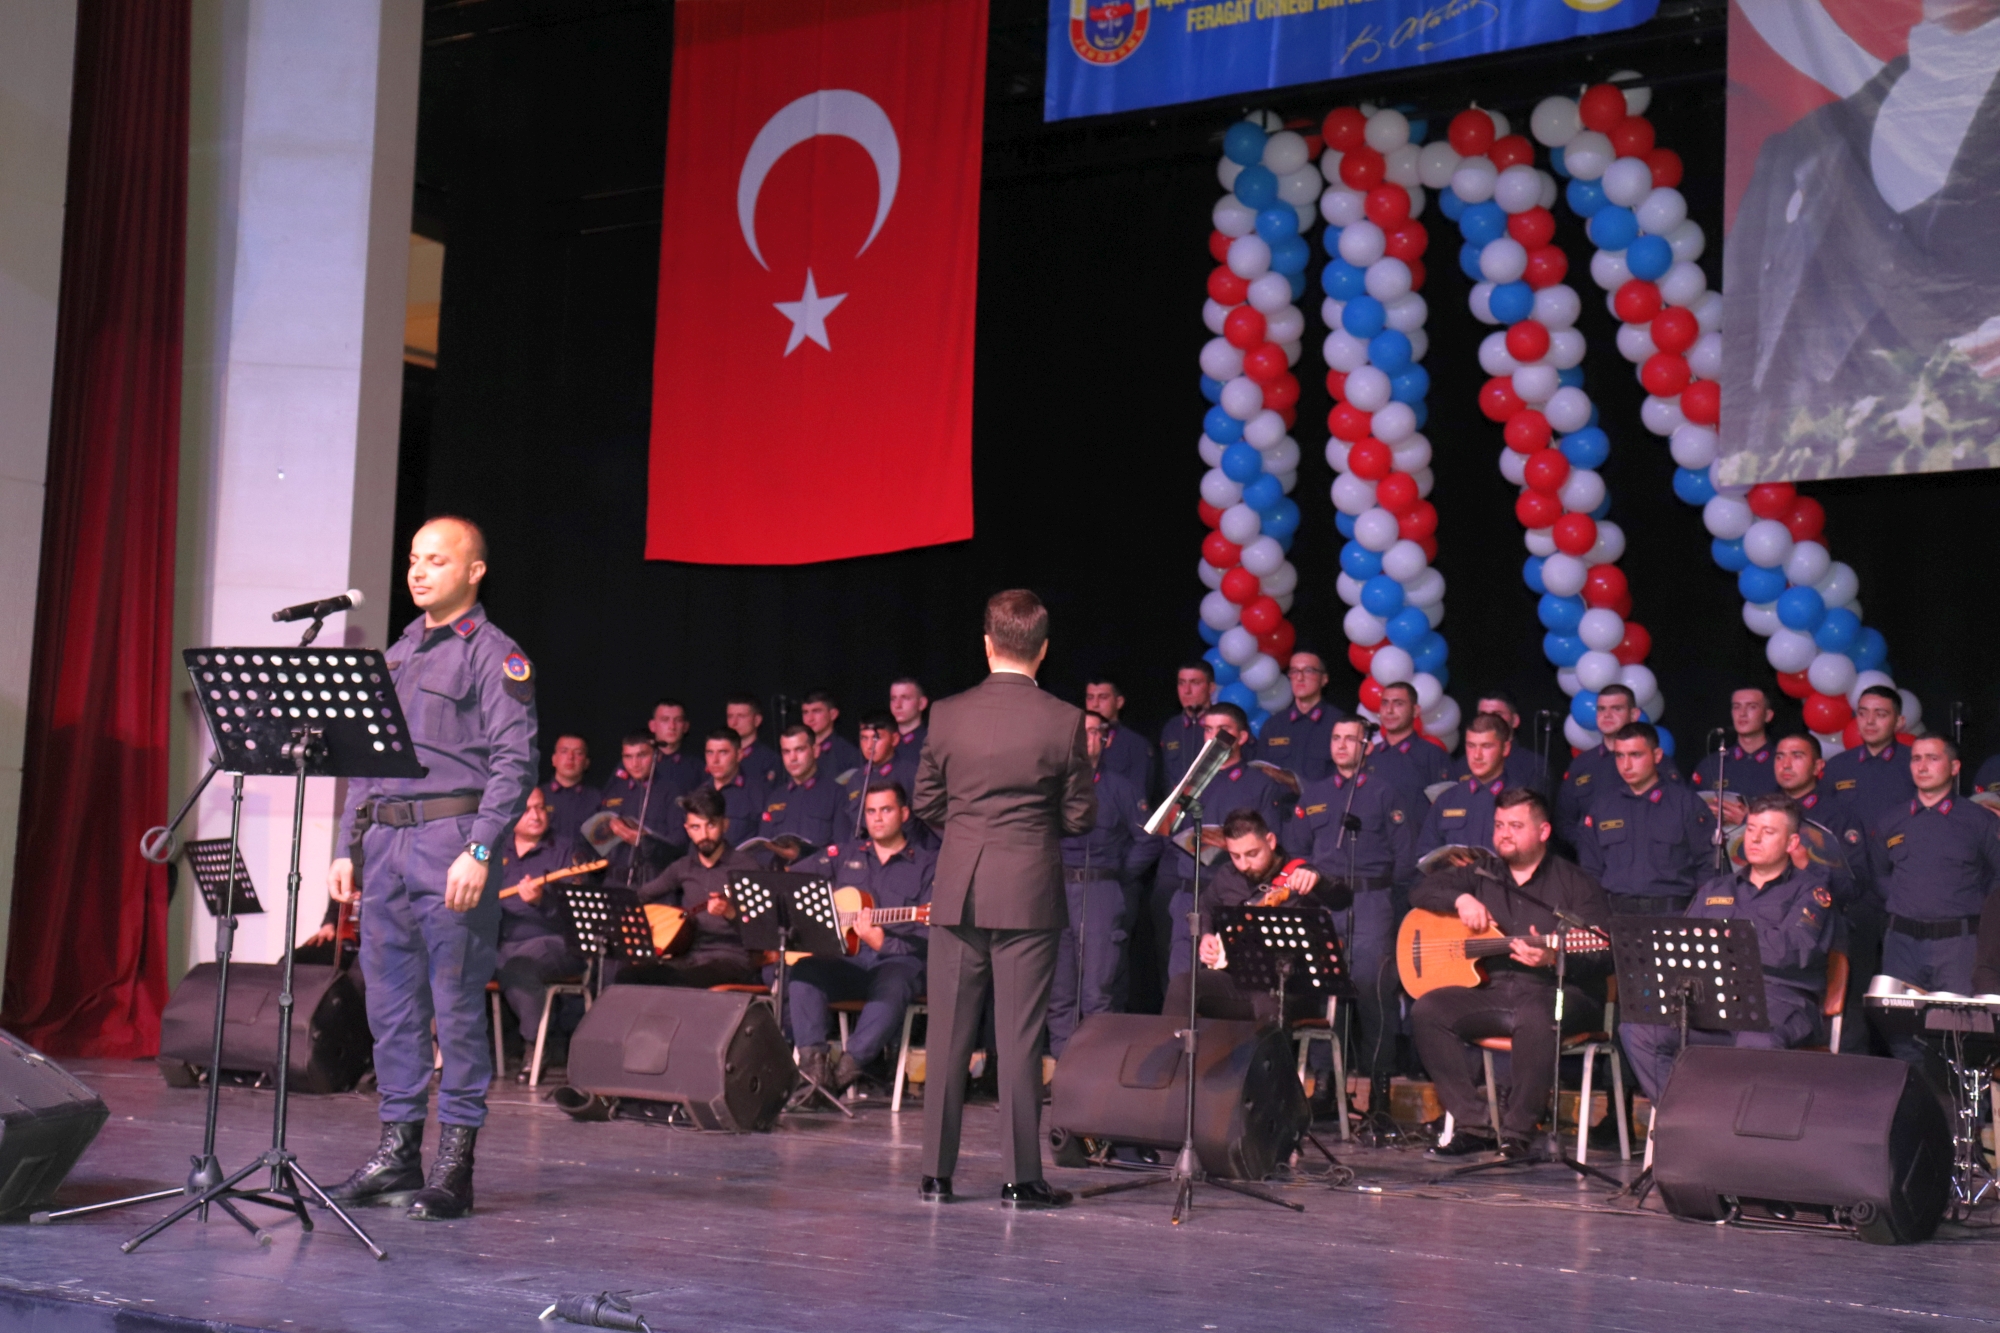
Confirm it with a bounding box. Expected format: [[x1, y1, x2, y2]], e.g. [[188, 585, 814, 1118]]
[[452, 616, 479, 639], [503, 652, 531, 682], [1813, 885, 1832, 908], [501, 650, 534, 703], [1598, 818, 1625, 831], [1390, 809, 1405, 824]]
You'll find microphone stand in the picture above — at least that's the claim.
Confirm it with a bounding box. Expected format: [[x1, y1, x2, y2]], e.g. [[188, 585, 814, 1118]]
[[1535, 710, 1555, 794], [1708, 728, 1730, 874], [1951, 702, 1966, 796]]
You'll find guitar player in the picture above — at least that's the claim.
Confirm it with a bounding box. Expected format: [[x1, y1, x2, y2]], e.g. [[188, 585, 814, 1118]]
[[622, 785, 764, 988], [788, 779, 936, 1096], [1409, 787, 1611, 1160]]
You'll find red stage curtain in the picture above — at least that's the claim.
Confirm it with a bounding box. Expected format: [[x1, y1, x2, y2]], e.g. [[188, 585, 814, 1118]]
[[1, 0, 191, 1056]]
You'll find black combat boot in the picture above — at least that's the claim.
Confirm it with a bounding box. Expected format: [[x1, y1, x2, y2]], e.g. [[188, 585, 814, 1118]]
[[407, 1123, 477, 1220], [326, 1120, 424, 1204]]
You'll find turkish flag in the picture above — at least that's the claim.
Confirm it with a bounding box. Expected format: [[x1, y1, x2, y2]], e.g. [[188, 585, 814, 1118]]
[[648, 0, 988, 565]]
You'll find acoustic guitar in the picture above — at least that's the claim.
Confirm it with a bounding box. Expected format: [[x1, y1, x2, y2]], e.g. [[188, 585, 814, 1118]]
[[783, 886, 932, 965], [1395, 908, 1611, 999], [497, 859, 608, 900]]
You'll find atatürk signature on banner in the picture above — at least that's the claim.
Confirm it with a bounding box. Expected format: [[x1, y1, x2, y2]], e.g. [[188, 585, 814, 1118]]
[[1343, 0, 1499, 66]]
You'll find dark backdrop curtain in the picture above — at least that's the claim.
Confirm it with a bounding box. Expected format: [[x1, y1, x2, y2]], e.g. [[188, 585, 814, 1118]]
[[2, 0, 190, 1057]]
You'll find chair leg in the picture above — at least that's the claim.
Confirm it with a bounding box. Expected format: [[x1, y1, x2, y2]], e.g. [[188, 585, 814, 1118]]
[[1829, 1012, 1842, 1053], [1610, 1047, 1631, 1161], [892, 1005, 921, 1114], [1642, 1105, 1656, 1172], [488, 991, 505, 1080], [1577, 1043, 1597, 1166], [1482, 1048, 1501, 1141], [1329, 1004, 1350, 1143], [837, 1010, 850, 1053], [529, 986, 557, 1090]]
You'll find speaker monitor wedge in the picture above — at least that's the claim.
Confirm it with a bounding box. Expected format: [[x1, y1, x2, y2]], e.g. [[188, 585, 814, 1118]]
[[156, 962, 372, 1095], [565, 986, 795, 1132], [0, 1028, 109, 1216]]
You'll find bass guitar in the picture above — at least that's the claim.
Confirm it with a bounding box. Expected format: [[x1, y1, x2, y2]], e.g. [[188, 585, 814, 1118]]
[[1395, 908, 1611, 999], [497, 859, 608, 900], [784, 886, 932, 964]]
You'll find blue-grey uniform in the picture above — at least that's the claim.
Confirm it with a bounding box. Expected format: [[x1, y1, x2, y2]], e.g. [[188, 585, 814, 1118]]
[[1049, 767, 1162, 1057], [493, 831, 583, 1039], [1458, 743, 1548, 797], [1370, 732, 1450, 804], [1868, 795, 2000, 1010], [737, 740, 784, 791], [1556, 743, 1682, 848], [1160, 761, 1293, 976], [1823, 740, 1917, 828], [1098, 722, 1156, 798], [1158, 708, 1207, 791], [815, 731, 864, 780], [1417, 774, 1509, 858], [708, 772, 767, 845], [1576, 779, 1717, 914], [1794, 787, 1870, 910], [897, 721, 928, 756], [336, 603, 538, 1130], [649, 747, 705, 801], [759, 773, 843, 851], [788, 839, 935, 1064], [596, 770, 684, 884], [1622, 862, 1838, 1099], [1690, 742, 1780, 801], [539, 778, 599, 849], [1257, 701, 1346, 784], [1282, 769, 1416, 1082], [1975, 755, 2000, 795]]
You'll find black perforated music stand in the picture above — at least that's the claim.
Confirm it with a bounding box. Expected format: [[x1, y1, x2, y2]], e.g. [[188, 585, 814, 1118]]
[[1211, 904, 1350, 1010], [728, 871, 852, 1115], [562, 882, 659, 984], [185, 838, 263, 917]]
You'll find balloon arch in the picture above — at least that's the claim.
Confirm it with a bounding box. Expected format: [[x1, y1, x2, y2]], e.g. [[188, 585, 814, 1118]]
[[1190, 85, 1919, 758]]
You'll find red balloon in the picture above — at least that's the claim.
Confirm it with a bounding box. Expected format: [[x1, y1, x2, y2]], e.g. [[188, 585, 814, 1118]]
[[1840, 718, 1862, 749], [1524, 245, 1569, 290], [1896, 730, 1918, 747], [1348, 437, 1392, 480], [1259, 619, 1297, 661], [1447, 109, 1495, 156], [1220, 566, 1261, 605], [1611, 592, 1635, 619], [1775, 670, 1813, 701], [1209, 230, 1232, 264], [1240, 596, 1282, 636], [1385, 221, 1429, 261], [1325, 368, 1347, 401], [1406, 257, 1427, 291], [1375, 470, 1419, 514], [1348, 641, 1379, 675], [1785, 496, 1826, 541], [1650, 307, 1698, 355], [1489, 134, 1535, 170], [1506, 319, 1552, 363], [1398, 500, 1438, 540], [1639, 352, 1691, 397], [1578, 83, 1627, 134], [1613, 621, 1652, 666], [1202, 532, 1241, 569], [1207, 267, 1249, 305], [1681, 379, 1720, 425], [1746, 482, 1797, 520], [1582, 564, 1628, 609], [1262, 373, 1301, 412], [1647, 147, 1684, 189], [1277, 405, 1297, 430], [1613, 279, 1662, 324], [1417, 534, 1439, 562], [1523, 447, 1571, 493], [1364, 185, 1410, 228], [1551, 512, 1598, 555], [1504, 409, 1552, 453], [1322, 107, 1368, 153], [1329, 402, 1371, 441], [1609, 115, 1655, 159], [1223, 305, 1267, 349], [1339, 146, 1386, 191], [1199, 499, 1223, 529], [1804, 692, 1854, 735], [1358, 677, 1384, 713], [1507, 207, 1556, 248], [1516, 489, 1564, 529], [1242, 342, 1288, 384], [1302, 133, 1323, 159], [1480, 377, 1525, 423]]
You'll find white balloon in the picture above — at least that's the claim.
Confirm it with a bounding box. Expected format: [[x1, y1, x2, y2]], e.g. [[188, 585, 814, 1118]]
[[1385, 292, 1428, 333], [1765, 628, 1817, 674], [1529, 289, 1578, 337], [1220, 376, 1263, 420], [1243, 409, 1287, 448], [1479, 237, 1529, 284], [1619, 664, 1658, 702], [1263, 437, 1301, 473], [1423, 599, 1446, 630], [1637, 186, 1688, 237], [1541, 552, 1588, 597], [1807, 651, 1858, 698], [1693, 290, 1724, 333], [1278, 337, 1299, 367], [1246, 272, 1293, 313], [1371, 402, 1416, 444], [1413, 466, 1435, 499], [1264, 305, 1305, 343], [1575, 650, 1622, 692], [1219, 502, 1262, 545], [1587, 520, 1626, 566], [1640, 395, 1685, 437], [1363, 258, 1412, 302], [1392, 434, 1432, 473], [1742, 600, 1779, 637], [1669, 424, 1718, 470], [1578, 608, 1626, 652], [1451, 157, 1499, 204], [1364, 108, 1410, 152], [1512, 364, 1559, 404], [1219, 626, 1260, 666], [1217, 156, 1244, 191], [1602, 156, 1654, 209], [1337, 220, 1387, 267], [1469, 281, 1497, 325], [1240, 653, 1282, 693], [1899, 689, 1923, 730], [1262, 561, 1298, 596], [1336, 571, 1364, 607], [1814, 561, 1859, 608], [1343, 604, 1387, 645], [1530, 95, 1581, 146], [1261, 129, 1310, 175], [1404, 567, 1445, 607], [1494, 164, 1544, 214], [1213, 195, 1256, 237], [1565, 717, 1602, 750], [1741, 518, 1794, 569], [1331, 472, 1376, 514], [1616, 323, 1658, 364], [1538, 173, 1559, 210], [1688, 331, 1724, 381], [1563, 130, 1613, 181], [1198, 434, 1224, 468], [1277, 164, 1324, 207], [1478, 332, 1520, 378], [1559, 468, 1606, 515], [1702, 495, 1754, 540], [1660, 260, 1708, 308], [1346, 366, 1392, 413], [1640, 692, 1666, 724], [1371, 645, 1415, 685], [1320, 186, 1365, 228], [1325, 438, 1350, 472], [1255, 679, 1295, 713], [1384, 144, 1423, 189], [1199, 337, 1244, 381], [1202, 298, 1231, 336], [1321, 295, 1345, 329], [1424, 696, 1462, 737], [1545, 386, 1593, 433], [1294, 202, 1318, 233], [1848, 670, 1894, 708], [1382, 540, 1428, 583], [1613, 73, 1652, 116], [1547, 329, 1586, 370], [1412, 672, 1444, 712], [1785, 540, 1831, 589], [1201, 468, 1243, 510], [1240, 535, 1284, 576], [1589, 248, 1630, 292], [1227, 234, 1273, 279], [1201, 590, 1241, 630], [1666, 223, 1706, 272], [1558, 669, 1582, 698], [1524, 526, 1558, 557], [1498, 447, 1529, 487], [1487, 110, 1512, 138], [1417, 140, 1461, 189], [1198, 558, 1224, 591], [1324, 329, 1369, 373], [1354, 507, 1401, 552]]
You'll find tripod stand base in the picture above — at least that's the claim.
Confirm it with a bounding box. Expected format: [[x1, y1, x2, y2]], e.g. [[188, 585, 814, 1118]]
[[30, 1151, 227, 1225], [123, 1148, 386, 1261], [1451, 1140, 1622, 1187], [1079, 1144, 1304, 1224]]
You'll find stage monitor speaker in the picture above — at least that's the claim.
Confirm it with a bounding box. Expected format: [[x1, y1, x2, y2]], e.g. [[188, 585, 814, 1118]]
[[1048, 1013, 1308, 1181], [0, 1028, 109, 1216], [157, 963, 371, 1095], [1653, 1046, 1950, 1244], [566, 986, 794, 1132]]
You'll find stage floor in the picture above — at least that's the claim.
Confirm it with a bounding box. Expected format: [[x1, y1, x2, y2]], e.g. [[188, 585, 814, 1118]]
[[4, 1059, 1997, 1332]]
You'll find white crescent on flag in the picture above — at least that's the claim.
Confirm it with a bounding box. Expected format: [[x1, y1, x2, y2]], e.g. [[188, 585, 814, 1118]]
[[737, 89, 901, 271]]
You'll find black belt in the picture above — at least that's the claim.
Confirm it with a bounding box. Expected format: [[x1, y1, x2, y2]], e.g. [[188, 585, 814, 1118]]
[[361, 795, 481, 829], [1065, 868, 1120, 883], [1886, 914, 1982, 941]]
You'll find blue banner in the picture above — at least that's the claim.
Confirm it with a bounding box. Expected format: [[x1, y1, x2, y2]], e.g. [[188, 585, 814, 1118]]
[[1046, 0, 1660, 122]]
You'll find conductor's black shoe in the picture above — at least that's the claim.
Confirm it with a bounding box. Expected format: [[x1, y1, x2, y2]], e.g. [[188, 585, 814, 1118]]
[[919, 1175, 953, 1203], [407, 1124, 476, 1220], [1425, 1127, 1498, 1159], [326, 1120, 423, 1204], [1000, 1180, 1072, 1209]]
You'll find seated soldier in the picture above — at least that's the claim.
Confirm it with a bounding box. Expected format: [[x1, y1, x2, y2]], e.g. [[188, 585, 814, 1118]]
[[842, 712, 922, 844], [788, 781, 936, 1094], [623, 786, 764, 989], [702, 728, 767, 844], [1161, 809, 1327, 1028], [596, 733, 685, 886], [1621, 793, 1838, 1101], [541, 733, 599, 846], [494, 788, 586, 1072], [758, 724, 842, 854]]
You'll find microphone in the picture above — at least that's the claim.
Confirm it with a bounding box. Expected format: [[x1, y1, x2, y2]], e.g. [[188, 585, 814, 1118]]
[[542, 1293, 651, 1332], [272, 589, 364, 624]]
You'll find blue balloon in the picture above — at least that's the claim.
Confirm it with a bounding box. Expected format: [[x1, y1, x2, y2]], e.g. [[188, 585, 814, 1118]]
[[1538, 593, 1585, 633], [1368, 330, 1413, 375], [1460, 201, 1508, 246], [1242, 473, 1283, 511], [1200, 374, 1223, 404], [1591, 495, 1613, 520], [1549, 145, 1570, 178], [1656, 726, 1676, 758], [1387, 607, 1432, 649], [1543, 632, 1585, 667], [1362, 575, 1407, 618], [1587, 205, 1639, 252], [1565, 178, 1607, 218], [1431, 664, 1452, 691], [1335, 510, 1357, 538], [1391, 366, 1430, 404], [1248, 707, 1271, 735], [1850, 627, 1888, 671], [1323, 259, 1366, 300], [1571, 690, 1599, 731], [1775, 585, 1827, 632], [1710, 537, 1748, 572], [1523, 554, 1548, 595], [1489, 281, 1535, 325], [1738, 564, 1788, 604], [1221, 443, 1263, 483], [1626, 234, 1674, 281], [1411, 631, 1449, 676], [1218, 681, 1259, 712], [1557, 366, 1588, 389], [1270, 235, 1310, 275], [1200, 623, 1223, 649], [1274, 526, 1297, 553], [1672, 465, 1716, 506], [1459, 241, 1486, 282], [1438, 188, 1466, 221], [1339, 540, 1382, 580], [1559, 427, 1610, 470], [1411, 399, 1429, 430], [1343, 296, 1387, 339], [1404, 115, 1429, 143], [1204, 406, 1244, 443], [1209, 659, 1240, 687], [1814, 606, 1860, 653], [1223, 122, 1267, 166], [1255, 207, 1299, 242], [1636, 708, 1651, 724], [1260, 495, 1300, 539], [1286, 269, 1307, 301], [1234, 165, 1278, 210]]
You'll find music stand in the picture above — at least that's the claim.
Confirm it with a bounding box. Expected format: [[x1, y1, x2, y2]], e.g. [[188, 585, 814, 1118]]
[[186, 838, 263, 917], [562, 880, 659, 986], [123, 647, 425, 1261], [728, 871, 848, 1115]]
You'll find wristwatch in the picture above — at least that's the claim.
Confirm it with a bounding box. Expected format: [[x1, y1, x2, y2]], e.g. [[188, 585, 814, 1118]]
[[464, 841, 491, 864]]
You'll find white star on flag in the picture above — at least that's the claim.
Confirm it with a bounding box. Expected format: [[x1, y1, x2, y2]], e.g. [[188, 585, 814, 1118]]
[[773, 269, 847, 355]]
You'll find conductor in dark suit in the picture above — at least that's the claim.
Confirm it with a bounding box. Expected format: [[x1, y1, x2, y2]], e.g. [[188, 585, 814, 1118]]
[[915, 590, 1096, 1208]]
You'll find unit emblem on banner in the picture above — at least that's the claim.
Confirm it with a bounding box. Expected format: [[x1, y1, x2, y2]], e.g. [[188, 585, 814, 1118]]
[[1070, 0, 1149, 65]]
